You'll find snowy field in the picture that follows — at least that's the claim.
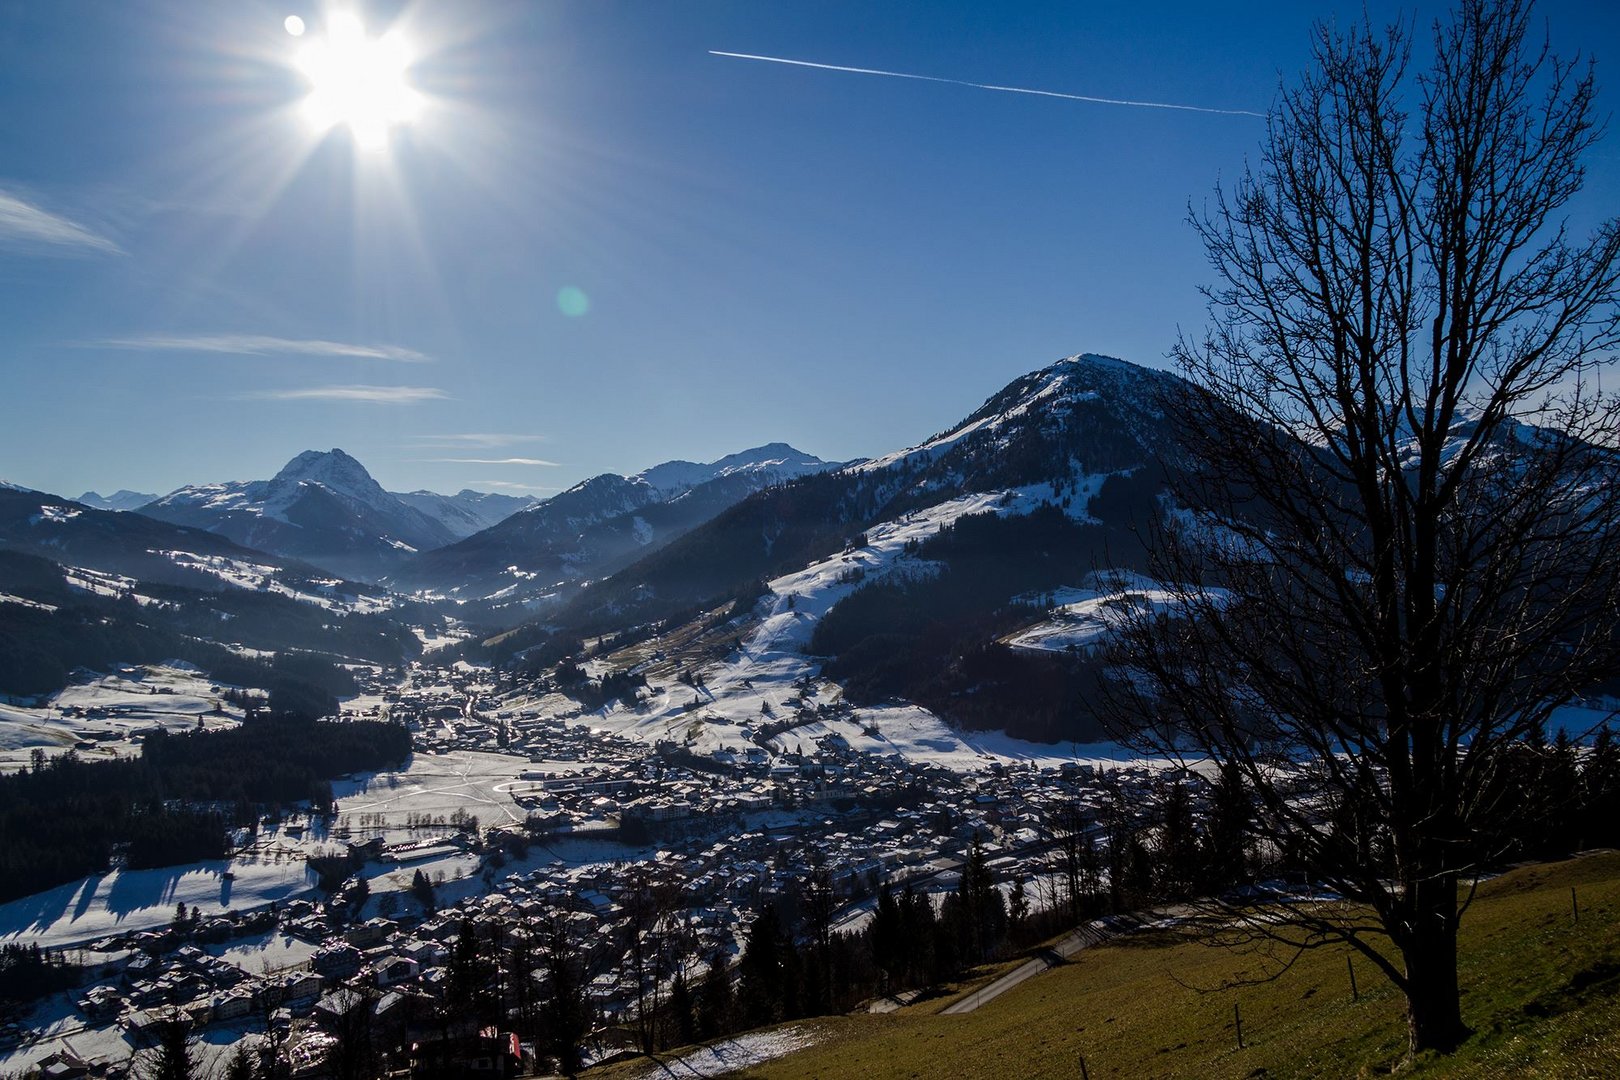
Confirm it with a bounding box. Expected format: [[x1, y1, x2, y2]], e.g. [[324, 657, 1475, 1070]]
[[629, 1027, 817, 1078], [207, 929, 321, 973], [0, 856, 316, 949], [333, 749, 589, 840], [0, 664, 245, 769], [0, 997, 255, 1079], [1003, 575, 1219, 656], [0, 747, 629, 950]]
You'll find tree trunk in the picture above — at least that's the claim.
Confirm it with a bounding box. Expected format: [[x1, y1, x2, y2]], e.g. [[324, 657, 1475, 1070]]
[[1400, 877, 1470, 1054]]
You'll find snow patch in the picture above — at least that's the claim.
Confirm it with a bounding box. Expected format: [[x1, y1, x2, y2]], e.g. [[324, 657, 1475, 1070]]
[[630, 1027, 816, 1078]]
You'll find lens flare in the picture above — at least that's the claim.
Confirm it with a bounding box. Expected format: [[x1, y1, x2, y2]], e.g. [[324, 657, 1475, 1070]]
[[557, 287, 590, 317]]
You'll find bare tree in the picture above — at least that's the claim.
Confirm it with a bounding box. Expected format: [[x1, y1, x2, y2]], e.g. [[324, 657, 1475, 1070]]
[[1106, 0, 1620, 1056]]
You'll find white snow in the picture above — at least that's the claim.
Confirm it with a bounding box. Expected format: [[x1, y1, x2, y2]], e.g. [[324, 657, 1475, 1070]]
[[0, 857, 317, 949], [629, 1027, 817, 1078], [0, 591, 57, 612], [564, 484, 1153, 772], [152, 549, 396, 613], [1005, 574, 1226, 656], [0, 665, 246, 769], [636, 443, 832, 498], [206, 930, 321, 973]]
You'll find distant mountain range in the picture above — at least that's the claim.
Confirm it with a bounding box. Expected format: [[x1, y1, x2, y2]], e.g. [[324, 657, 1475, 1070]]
[[0, 354, 1190, 743], [60, 442, 830, 591], [75, 489, 159, 512], [388, 442, 842, 611], [139, 449, 467, 582]]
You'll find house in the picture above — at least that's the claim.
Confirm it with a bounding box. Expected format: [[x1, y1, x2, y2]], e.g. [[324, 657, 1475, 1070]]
[[212, 989, 254, 1023], [76, 985, 123, 1021], [313, 988, 371, 1029], [312, 942, 364, 980], [409, 1028, 522, 1079], [374, 955, 421, 988], [33, 1049, 93, 1080], [344, 918, 394, 949]]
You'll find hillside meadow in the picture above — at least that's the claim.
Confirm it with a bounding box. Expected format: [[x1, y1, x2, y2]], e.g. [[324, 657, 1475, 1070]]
[[592, 852, 1620, 1079]]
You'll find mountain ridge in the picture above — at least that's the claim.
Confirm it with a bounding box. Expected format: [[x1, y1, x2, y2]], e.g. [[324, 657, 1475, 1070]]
[[388, 442, 842, 609], [140, 449, 459, 582]]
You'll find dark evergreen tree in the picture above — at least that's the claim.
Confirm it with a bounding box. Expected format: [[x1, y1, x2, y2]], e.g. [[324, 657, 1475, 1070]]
[[955, 835, 1007, 964], [668, 970, 697, 1049], [1202, 762, 1252, 890], [1007, 876, 1030, 943], [1156, 781, 1200, 898], [540, 917, 590, 1077], [134, 1013, 199, 1080], [869, 885, 903, 990], [737, 903, 789, 1027], [1584, 728, 1620, 847], [222, 1044, 254, 1080], [696, 949, 732, 1039]]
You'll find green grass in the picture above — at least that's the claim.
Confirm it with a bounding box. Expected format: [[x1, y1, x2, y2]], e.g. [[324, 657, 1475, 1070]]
[[592, 852, 1620, 1079]]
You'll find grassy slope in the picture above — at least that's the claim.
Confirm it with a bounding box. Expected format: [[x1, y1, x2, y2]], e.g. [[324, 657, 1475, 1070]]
[[596, 853, 1620, 1079]]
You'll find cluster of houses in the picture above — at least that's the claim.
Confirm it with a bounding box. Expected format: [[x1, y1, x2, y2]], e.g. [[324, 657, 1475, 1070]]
[[8, 652, 1184, 1078]]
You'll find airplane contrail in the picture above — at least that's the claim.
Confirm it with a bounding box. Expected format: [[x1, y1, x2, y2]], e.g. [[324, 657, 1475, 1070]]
[[709, 51, 1264, 119]]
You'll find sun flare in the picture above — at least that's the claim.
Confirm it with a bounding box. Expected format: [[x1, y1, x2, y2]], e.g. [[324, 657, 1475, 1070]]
[[293, 11, 420, 151]]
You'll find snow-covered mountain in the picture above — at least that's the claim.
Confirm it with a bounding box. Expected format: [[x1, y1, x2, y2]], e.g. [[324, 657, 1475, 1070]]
[[141, 449, 460, 582], [850, 352, 1181, 487], [391, 489, 540, 540], [75, 489, 158, 512], [537, 354, 1183, 631], [637, 443, 831, 497], [485, 353, 1189, 745], [389, 443, 841, 608], [0, 485, 428, 700], [0, 485, 356, 597]]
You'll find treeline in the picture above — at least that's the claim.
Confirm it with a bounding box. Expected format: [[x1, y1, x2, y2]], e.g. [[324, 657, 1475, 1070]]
[[0, 716, 409, 903], [0, 943, 85, 1014], [1466, 727, 1620, 861]]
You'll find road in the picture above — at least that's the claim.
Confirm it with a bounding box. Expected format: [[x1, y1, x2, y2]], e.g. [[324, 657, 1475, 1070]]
[[941, 906, 1196, 1015]]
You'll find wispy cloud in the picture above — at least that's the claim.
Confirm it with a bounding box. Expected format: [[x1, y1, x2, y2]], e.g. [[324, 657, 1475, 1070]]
[[92, 333, 431, 363], [249, 385, 448, 405], [470, 480, 561, 492], [410, 433, 549, 449], [420, 457, 562, 466], [0, 190, 123, 254], [710, 51, 1265, 118]]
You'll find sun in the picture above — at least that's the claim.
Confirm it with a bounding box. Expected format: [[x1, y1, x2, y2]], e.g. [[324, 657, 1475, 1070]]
[[292, 11, 421, 151]]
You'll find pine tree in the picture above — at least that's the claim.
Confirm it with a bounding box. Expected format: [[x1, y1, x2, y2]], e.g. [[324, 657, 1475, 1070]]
[[697, 949, 732, 1039], [668, 971, 696, 1049], [1202, 762, 1251, 890], [869, 885, 903, 989], [1007, 876, 1030, 944], [134, 1013, 198, 1080], [1156, 781, 1200, 899], [737, 904, 788, 1027]]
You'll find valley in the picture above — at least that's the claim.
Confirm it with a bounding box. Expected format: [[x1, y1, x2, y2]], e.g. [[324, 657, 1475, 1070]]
[[3, 351, 1616, 1078]]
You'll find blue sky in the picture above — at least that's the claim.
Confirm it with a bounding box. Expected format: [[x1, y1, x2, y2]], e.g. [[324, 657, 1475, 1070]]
[[2, 0, 1616, 499]]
